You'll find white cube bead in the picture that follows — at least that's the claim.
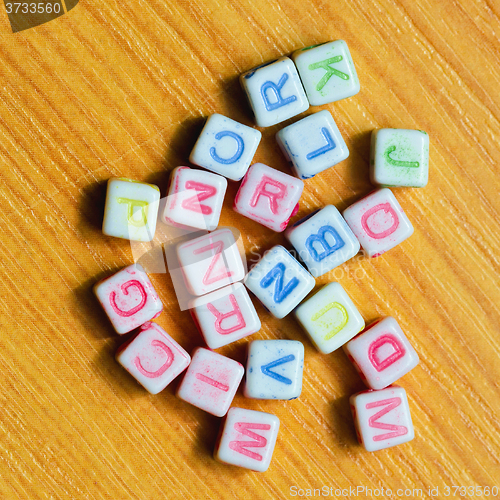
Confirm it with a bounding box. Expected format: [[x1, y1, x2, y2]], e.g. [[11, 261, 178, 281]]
[[285, 205, 360, 277], [214, 407, 280, 471], [244, 245, 315, 319], [342, 188, 413, 258], [240, 57, 309, 127], [343, 317, 419, 390], [177, 228, 245, 296], [93, 264, 163, 334], [276, 110, 349, 179], [295, 282, 365, 354], [292, 40, 360, 106], [244, 339, 304, 400], [176, 347, 244, 417], [115, 322, 190, 394], [163, 166, 227, 231], [370, 129, 429, 188], [190, 283, 261, 349], [233, 163, 304, 232], [102, 177, 160, 242], [350, 386, 414, 451], [189, 114, 262, 181]]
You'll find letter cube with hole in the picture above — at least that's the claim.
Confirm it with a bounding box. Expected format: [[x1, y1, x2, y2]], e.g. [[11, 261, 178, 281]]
[[292, 40, 360, 106], [176, 347, 244, 417], [285, 205, 360, 277], [189, 114, 262, 181], [93, 264, 163, 334], [177, 228, 245, 296], [244, 245, 315, 319], [350, 386, 414, 451], [370, 129, 429, 188], [102, 177, 160, 242], [295, 282, 365, 354], [214, 407, 280, 471], [163, 166, 227, 231], [233, 163, 304, 232], [244, 339, 304, 400], [343, 317, 419, 389], [276, 110, 349, 179], [115, 322, 190, 394], [240, 57, 309, 127], [342, 188, 413, 258], [190, 283, 261, 349]]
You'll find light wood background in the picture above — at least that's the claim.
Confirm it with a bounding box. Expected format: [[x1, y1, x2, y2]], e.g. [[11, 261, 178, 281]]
[[1, 0, 499, 498]]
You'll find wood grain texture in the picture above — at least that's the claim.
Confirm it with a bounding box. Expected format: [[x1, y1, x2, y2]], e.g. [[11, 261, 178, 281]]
[[0, 0, 499, 498]]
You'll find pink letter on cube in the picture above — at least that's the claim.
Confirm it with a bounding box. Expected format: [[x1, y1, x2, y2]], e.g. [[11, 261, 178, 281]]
[[115, 322, 190, 394], [176, 347, 244, 416], [93, 264, 163, 334], [233, 163, 303, 232]]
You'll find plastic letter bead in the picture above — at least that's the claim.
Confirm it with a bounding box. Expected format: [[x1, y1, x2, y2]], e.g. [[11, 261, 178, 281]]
[[240, 57, 309, 127], [276, 110, 349, 179], [102, 177, 160, 242], [115, 322, 190, 394], [176, 228, 245, 296], [93, 264, 163, 335], [342, 188, 413, 258], [214, 407, 280, 471], [292, 40, 360, 106], [244, 339, 304, 400], [190, 283, 261, 349], [163, 166, 227, 231], [370, 129, 429, 188], [176, 347, 244, 417], [285, 205, 360, 277], [233, 163, 304, 232], [343, 317, 419, 390], [244, 245, 315, 319], [189, 114, 262, 181], [350, 386, 414, 451], [295, 282, 365, 354]]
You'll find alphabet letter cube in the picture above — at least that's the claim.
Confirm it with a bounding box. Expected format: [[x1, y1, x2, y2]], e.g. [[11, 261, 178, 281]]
[[214, 407, 280, 471], [276, 110, 349, 179], [295, 282, 365, 354], [342, 188, 413, 258], [350, 386, 414, 451], [233, 163, 304, 232], [240, 57, 309, 127], [343, 317, 419, 389], [93, 264, 163, 334]]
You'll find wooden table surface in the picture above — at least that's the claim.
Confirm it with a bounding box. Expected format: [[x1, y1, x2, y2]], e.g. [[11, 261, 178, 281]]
[[1, 0, 499, 498]]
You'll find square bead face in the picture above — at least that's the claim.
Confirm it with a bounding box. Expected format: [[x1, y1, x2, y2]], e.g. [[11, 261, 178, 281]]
[[240, 57, 309, 127], [214, 407, 280, 471], [176, 347, 244, 417], [350, 386, 414, 451], [163, 166, 227, 231], [233, 163, 304, 232], [102, 178, 160, 242], [344, 317, 419, 389], [342, 188, 414, 258], [115, 322, 190, 394], [189, 114, 262, 181], [190, 283, 261, 350], [244, 245, 315, 319], [285, 205, 360, 277], [276, 110, 349, 179], [292, 40, 360, 106], [244, 340, 304, 400], [295, 282, 365, 354], [370, 129, 429, 188], [177, 228, 245, 296], [93, 264, 163, 334]]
